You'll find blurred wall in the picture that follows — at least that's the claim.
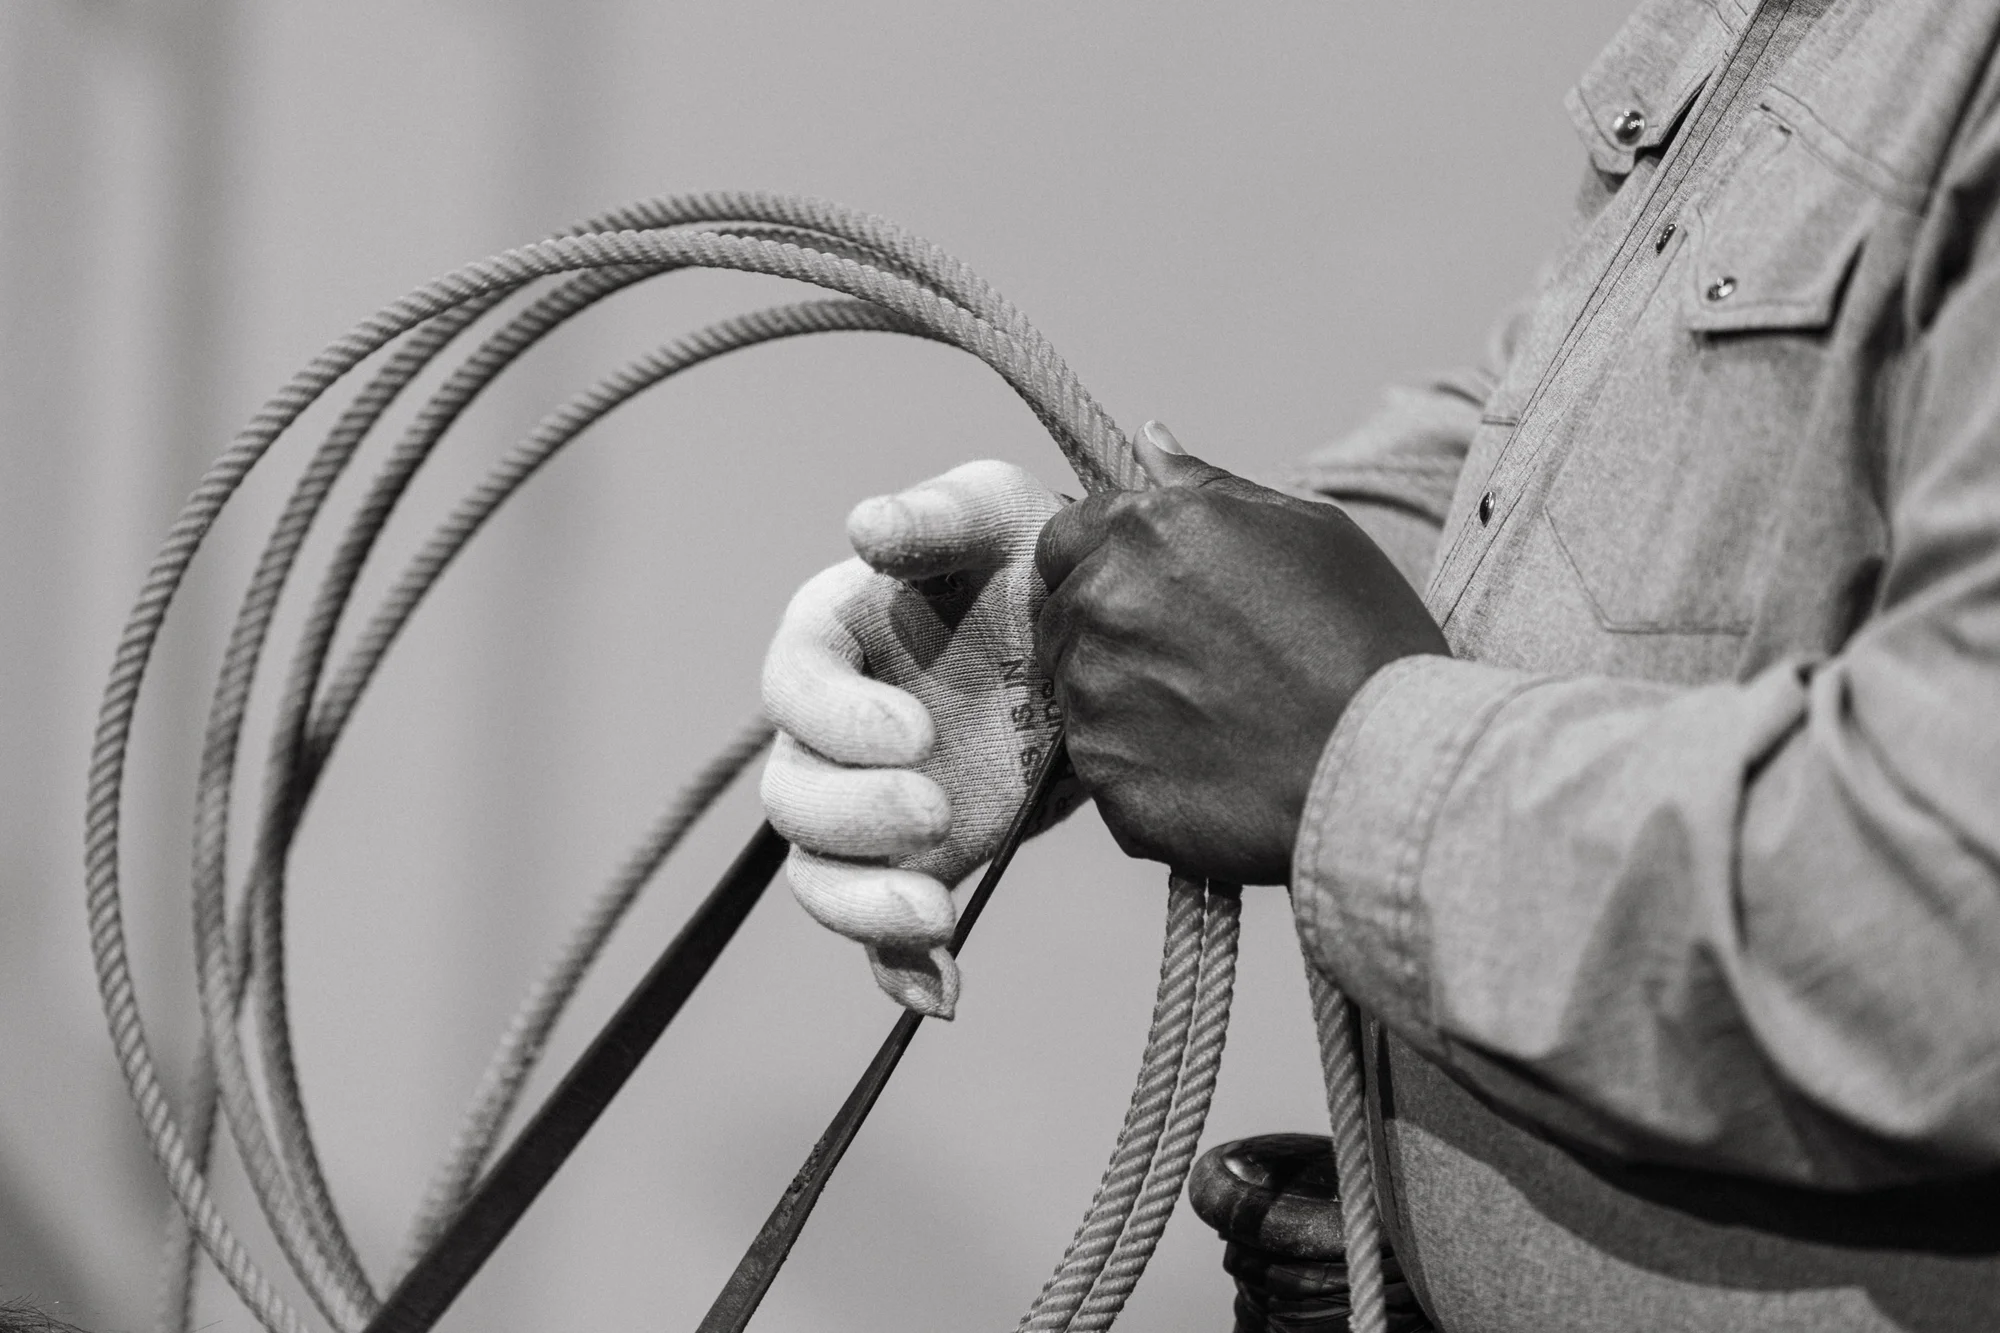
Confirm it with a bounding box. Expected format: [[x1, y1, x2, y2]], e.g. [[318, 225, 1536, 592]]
[[0, 3, 1624, 1330]]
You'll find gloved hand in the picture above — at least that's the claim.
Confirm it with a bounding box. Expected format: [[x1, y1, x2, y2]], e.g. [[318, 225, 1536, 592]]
[[761, 460, 1078, 1017]]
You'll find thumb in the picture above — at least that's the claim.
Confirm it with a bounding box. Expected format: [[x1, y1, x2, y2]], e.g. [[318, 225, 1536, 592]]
[[847, 459, 1056, 579], [1132, 420, 1301, 509], [1132, 419, 1249, 492]]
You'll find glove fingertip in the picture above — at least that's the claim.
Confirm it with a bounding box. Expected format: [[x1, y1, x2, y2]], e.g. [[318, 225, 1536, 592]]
[[926, 945, 961, 1020], [868, 944, 961, 1020], [845, 493, 913, 564]]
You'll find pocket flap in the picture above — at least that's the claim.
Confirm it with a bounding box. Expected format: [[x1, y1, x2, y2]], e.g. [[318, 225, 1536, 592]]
[[1685, 121, 1874, 334], [1565, 0, 1732, 175]]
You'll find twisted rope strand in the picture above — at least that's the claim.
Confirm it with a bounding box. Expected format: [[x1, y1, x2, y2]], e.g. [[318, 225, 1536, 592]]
[[1072, 881, 1241, 1330], [164, 279, 582, 1333], [191, 274, 630, 1328], [232, 268, 669, 1319], [201, 303, 915, 1291], [1307, 968, 1386, 1333], [223, 257, 894, 1280], [250, 303, 926, 1294], [93, 278, 556, 1333], [1017, 875, 1207, 1333], [155, 891, 260, 1333]]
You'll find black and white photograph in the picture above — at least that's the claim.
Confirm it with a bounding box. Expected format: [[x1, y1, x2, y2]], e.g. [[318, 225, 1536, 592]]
[[2, 3, 1997, 1331]]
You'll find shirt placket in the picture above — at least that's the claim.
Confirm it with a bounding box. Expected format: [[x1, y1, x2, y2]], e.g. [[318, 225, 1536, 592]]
[[1423, 0, 1799, 630]]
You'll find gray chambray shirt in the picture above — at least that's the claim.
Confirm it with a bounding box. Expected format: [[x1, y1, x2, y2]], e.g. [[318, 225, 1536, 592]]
[[1292, 1, 2000, 1328]]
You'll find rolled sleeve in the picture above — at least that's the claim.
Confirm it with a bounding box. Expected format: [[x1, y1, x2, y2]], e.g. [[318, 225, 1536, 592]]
[[1290, 534, 2000, 1188], [1291, 655, 1549, 1045], [1292, 654, 1848, 1180]]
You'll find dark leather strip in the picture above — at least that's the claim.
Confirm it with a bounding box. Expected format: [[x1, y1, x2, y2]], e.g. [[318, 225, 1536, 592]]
[[363, 822, 791, 1333], [698, 738, 1073, 1333]]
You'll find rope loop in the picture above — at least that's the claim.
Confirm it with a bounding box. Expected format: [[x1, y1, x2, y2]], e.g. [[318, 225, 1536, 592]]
[[82, 191, 1383, 1333]]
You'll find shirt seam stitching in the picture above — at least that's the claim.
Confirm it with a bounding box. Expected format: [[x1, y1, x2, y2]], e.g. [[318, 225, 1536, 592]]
[[1384, 672, 1550, 1041], [1761, 87, 1933, 212]]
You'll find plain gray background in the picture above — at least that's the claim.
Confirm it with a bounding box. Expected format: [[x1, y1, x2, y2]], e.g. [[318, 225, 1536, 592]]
[[1, 3, 1624, 1330]]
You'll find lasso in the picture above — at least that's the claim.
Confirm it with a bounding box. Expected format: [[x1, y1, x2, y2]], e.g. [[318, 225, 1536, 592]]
[[83, 193, 1383, 1333]]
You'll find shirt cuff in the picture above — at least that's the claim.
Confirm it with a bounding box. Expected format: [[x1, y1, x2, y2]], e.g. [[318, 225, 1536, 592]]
[[1290, 654, 1547, 1043]]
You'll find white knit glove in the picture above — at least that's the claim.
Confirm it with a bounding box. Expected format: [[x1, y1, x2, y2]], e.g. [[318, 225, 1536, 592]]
[[761, 460, 1077, 1017]]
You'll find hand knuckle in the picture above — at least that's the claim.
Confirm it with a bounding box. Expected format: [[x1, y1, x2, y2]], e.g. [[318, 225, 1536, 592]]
[[1114, 490, 1168, 532], [1109, 488, 1194, 544], [1069, 556, 1155, 635], [1051, 650, 1106, 716]]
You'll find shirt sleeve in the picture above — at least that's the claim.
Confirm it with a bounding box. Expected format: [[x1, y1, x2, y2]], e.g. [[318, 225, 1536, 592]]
[[1291, 191, 2000, 1193], [1286, 299, 1532, 590]]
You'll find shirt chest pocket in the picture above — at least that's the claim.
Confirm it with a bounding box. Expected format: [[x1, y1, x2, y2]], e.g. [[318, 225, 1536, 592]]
[[1544, 113, 1877, 637]]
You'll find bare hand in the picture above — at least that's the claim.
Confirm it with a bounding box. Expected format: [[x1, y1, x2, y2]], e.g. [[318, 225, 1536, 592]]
[[1033, 423, 1448, 884]]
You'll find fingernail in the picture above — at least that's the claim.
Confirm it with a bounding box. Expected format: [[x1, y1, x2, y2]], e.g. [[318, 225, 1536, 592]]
[[1142, 420, 1185, 455]]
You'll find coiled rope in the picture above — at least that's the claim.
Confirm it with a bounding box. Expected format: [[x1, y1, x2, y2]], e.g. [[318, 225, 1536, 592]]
[[83, 191, 1384, 1333]]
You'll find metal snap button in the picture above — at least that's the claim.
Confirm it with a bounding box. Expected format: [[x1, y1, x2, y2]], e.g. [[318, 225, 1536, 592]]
[[1478, 491, 1496, 526], [1655, 220, 1677, 253], [1705, 275, 1737, 301], [1612, 108, 1647, 144]]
